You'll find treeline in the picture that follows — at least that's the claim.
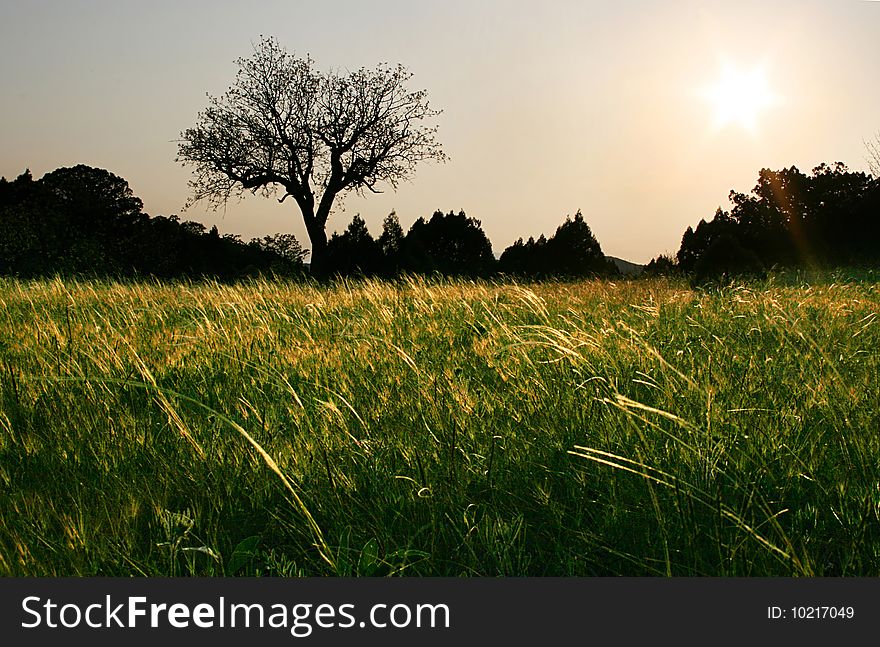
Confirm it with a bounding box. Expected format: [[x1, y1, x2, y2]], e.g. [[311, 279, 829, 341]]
[[0, 166, 306, 280], [322, 209, 498, 277], [324, 208, 617, 278], [0, 165, 617, 281], [647, 163, 880, 281], [499, 211, 618, 277], [7, 162, 878, 284]]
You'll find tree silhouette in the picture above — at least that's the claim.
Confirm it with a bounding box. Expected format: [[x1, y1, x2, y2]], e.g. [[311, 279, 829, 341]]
[[546, 210, 614, 276], [499, 210, 614, 277], [250, 232, 307, 264], [177, 36, 445, 276], [675, 163, 880, 275], [643, 253, 678, 276], [692, 235, 764, 284], [325, 214, 383, 276], [248, 233, 308, 277], [402, 210, 496, 276], [499, 235, 550, 276], [676, 209, 736, 273], [0, 166, 147, 275], [0, 170, 61, 275], [378, 210, 405, 275], [498, 237, 530, 275], [0, 165, 308, 280], [40, 165, 148, 272]]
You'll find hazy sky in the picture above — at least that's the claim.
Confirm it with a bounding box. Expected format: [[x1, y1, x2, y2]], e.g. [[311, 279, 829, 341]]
[[2, 0, 879, 263]]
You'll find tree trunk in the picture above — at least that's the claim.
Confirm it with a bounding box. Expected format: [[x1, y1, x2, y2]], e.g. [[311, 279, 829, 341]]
[[307, 187, 339, 279], [297, 186, 336, 279], [305, 221, 329, 278]]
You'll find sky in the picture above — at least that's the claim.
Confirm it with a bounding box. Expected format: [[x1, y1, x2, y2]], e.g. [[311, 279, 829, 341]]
[[1, 0, 879, 263]]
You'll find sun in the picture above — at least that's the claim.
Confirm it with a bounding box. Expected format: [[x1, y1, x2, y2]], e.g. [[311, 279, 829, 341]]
[[702, 64, 777, 133]]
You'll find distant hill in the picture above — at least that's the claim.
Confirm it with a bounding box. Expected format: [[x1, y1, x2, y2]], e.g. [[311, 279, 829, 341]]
[[606, 256, 644, 276]]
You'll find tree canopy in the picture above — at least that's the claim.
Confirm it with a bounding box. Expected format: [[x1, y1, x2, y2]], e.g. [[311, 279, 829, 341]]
[[499, 210, 616, 278], [0, 165, 306, 279], [325, 214, 383, 277], [402, 210, 496, 276], [674, 163, 880, 279], [1, 164, 626, 283], [177, 36, 445, 275]]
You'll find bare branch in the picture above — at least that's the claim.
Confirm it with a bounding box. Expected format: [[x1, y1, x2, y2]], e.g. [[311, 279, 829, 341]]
[[177, 36, 445, 273], [866, 132, 880, 177]]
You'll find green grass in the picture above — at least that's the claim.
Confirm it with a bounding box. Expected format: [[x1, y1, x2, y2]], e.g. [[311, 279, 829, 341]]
[[1, 271, 879, 576]]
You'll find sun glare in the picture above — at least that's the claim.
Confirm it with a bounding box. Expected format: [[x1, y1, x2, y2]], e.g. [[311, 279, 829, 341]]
[[702, 64, 777, 133]]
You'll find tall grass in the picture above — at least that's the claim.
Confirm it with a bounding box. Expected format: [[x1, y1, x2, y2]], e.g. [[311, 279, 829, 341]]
[[1, 272, 878, 575]]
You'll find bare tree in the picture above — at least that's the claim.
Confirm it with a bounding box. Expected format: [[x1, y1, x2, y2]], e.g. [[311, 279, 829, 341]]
[[177, 37, 445, 275], [867, 132, 880, 177]]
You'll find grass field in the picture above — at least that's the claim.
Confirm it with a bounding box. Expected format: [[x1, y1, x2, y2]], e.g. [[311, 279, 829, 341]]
[[1, 271, 879, 576]]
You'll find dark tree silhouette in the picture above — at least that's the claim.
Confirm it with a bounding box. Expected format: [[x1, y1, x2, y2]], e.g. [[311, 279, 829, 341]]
[[498, 237, 530, 275], [41, 165, 144, 222], [0, 170, 62, 275], [676, 209, 736, 273], [692, 235, 765, 284], [675, 163, 880, 276], [643, 253, 678, 276], [177, 36, 445, 276], [402, 209, 496, 276], [325, 214, 383, 276], [247, 233, 308, 277], [499, 210, 615, 278], [250, 233, 307, 264], [0, 166, 147, 275], [377, 210, 405, 274], [546, 210, 615, 276], [0, 165, 307, 280], [40, 165, 148, 272], [499, 235, 550, 276]]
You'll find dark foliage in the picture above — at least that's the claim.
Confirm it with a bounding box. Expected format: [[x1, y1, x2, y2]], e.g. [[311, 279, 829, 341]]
[[499, 210, 617, 278], [499, 235, 549, 276], [677, 163, 880, 276], [643, 253, 679, 277], [0, 166, 306, 280], [2, 164, 629, 282], [325, 214, 384, 277], [692, 235, 765, 284], [401, 210, 497, 276], [377, 211, 405, 275]]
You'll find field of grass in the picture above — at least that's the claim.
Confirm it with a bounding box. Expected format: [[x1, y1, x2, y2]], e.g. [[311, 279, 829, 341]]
[[1, 271, 879, 576]]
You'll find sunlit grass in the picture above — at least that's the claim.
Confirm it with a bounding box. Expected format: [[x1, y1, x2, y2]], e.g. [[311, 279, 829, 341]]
[[1, 271, 878, 575]]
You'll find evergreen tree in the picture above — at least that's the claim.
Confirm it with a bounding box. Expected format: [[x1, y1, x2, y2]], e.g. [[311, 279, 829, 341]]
[[325, 214, 383, 276], [499, 211, 614, 277], [402, 210, 496, 276], [378, 210, 405, 275]]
